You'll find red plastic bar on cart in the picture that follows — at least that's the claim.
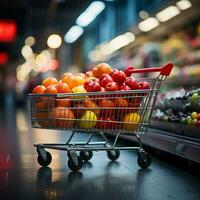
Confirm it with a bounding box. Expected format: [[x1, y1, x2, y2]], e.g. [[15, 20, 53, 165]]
[[124, 63, 173, 77]]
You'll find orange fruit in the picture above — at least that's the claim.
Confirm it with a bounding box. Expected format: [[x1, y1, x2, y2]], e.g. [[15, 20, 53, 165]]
[[56, 98, 70, 107], [35, 112, 49, 128], [55, 81, 70, 93], [42, 77, 58, 88], [32, 85, 46, 94], [45, 85, 57, 94], [92, 63, 112, 78], [62, 74, 84, 89], [83, 100, 100, 116], [49, 107, 75, 128], [36, 101, 47, 110], [99, 99, 115, 117], [114, 98, 129, 120]]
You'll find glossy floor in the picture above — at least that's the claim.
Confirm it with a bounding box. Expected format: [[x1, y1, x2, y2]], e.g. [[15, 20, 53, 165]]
[[0, 107, 200, 200]]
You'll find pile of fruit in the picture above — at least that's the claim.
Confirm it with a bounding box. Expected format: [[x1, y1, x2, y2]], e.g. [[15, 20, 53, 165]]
[[32, 63, 150, 131], [153, 88, 200, 127]]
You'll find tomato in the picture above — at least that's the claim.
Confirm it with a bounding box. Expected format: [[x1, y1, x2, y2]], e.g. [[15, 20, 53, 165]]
[[32, 85, 46, 94], [45, 85, 57, 94], [42, 77, 58, 88], [55, 81, 70, 93]]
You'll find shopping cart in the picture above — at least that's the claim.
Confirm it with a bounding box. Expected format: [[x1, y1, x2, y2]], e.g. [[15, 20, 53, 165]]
[[29, 63, 173, 171]]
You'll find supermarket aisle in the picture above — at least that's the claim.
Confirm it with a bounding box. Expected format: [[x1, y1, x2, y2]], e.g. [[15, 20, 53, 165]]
[[0, 108, 200, 200]]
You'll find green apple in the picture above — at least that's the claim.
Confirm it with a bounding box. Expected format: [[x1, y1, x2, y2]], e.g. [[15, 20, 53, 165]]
[[191, 112, 198, 119], [185, 116, 192, 125], [192, 119, 197, 125], [191, 93, 198, 101]]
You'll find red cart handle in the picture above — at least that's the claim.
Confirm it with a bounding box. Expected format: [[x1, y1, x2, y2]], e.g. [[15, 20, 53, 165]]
[[124, 62, 173, 77]]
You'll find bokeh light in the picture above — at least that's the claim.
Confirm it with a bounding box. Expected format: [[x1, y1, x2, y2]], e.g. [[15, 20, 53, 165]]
[[47, 34, 62, 49]]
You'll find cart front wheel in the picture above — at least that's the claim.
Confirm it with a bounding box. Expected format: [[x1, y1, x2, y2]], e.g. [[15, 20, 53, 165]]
[[80, 151, 93, 161], [107, 150, 120, 161], [137, 152, 151, 169], [37, 151, 52, 167], [68, 156, 83, 171]]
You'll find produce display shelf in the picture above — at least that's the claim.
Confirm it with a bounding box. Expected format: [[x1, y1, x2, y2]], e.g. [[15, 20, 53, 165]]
[[108, 128, 200, 163], [121, 129, 200, 163]]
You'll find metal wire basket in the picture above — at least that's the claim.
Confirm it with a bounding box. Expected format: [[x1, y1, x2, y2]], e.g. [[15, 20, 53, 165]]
[[29, 63, 173, 171]]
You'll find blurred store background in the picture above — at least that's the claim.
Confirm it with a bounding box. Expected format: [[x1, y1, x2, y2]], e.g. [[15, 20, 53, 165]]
[[1, 1, 200, 198], [0, 0, 199, 108]]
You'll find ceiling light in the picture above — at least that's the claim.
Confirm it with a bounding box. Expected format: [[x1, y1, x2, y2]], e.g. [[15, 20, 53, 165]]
[[98, 32, 135, 55], [25, 36, 35, 46], [124, 32, 135, 42], [156, 6, 180, 22], [138, 17, 159, 32], [139, 10, 149, 19], [176, 0, 192, 10], [76, 1, 105, 27], [47, 34, 62, 49], [64, 25, 83, 43]]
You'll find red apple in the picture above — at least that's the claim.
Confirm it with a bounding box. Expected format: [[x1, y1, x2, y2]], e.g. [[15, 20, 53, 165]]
[[138, 81, 150, 89], [84, 79, 101, 92], [197, 113, 200, 121], [105, 82, 118, 91], [120, 84, 131, 91], [110, 69, 126, 86], [125, 77, 138, 90], [99, 73, 113, 87], [97, 116, 116, 129]]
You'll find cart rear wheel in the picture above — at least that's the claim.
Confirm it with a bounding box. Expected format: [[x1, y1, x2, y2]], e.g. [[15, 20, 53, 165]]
[[137, 152, 151, 169], [107, 150, 120, 161], [80, 151, 93, 161], [37, 151, 52, 167], [68, 156, 83, 171]]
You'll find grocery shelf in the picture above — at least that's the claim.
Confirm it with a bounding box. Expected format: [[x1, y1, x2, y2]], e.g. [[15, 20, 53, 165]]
[[141, 129, 200, 163], [115, 129, 200, 163]]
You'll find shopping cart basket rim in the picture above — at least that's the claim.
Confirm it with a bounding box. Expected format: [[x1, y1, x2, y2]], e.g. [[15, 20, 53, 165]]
[[28, 88, 156, 98]]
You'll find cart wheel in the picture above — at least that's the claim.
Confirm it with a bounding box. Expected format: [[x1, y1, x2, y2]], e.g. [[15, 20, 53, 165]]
[[68, 156, 83, 171], [37, 151, 52, 167], [137, 152, 151, 169], [107, 150, 120, 161], [80, 151, 93, 161]]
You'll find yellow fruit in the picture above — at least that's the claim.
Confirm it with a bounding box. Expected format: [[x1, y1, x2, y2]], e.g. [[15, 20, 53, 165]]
[[71, 85, 87, 99], [79, 111, 97, 129], [123, 113, 140, 131]]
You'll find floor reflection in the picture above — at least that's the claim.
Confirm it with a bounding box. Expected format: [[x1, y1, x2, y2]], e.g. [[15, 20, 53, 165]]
[[35, 163, 141, 200], [0, 108, 200, 200]]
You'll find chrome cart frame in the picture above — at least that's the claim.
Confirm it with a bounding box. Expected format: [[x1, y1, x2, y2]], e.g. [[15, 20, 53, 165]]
[[29, 63, 173, 171]]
